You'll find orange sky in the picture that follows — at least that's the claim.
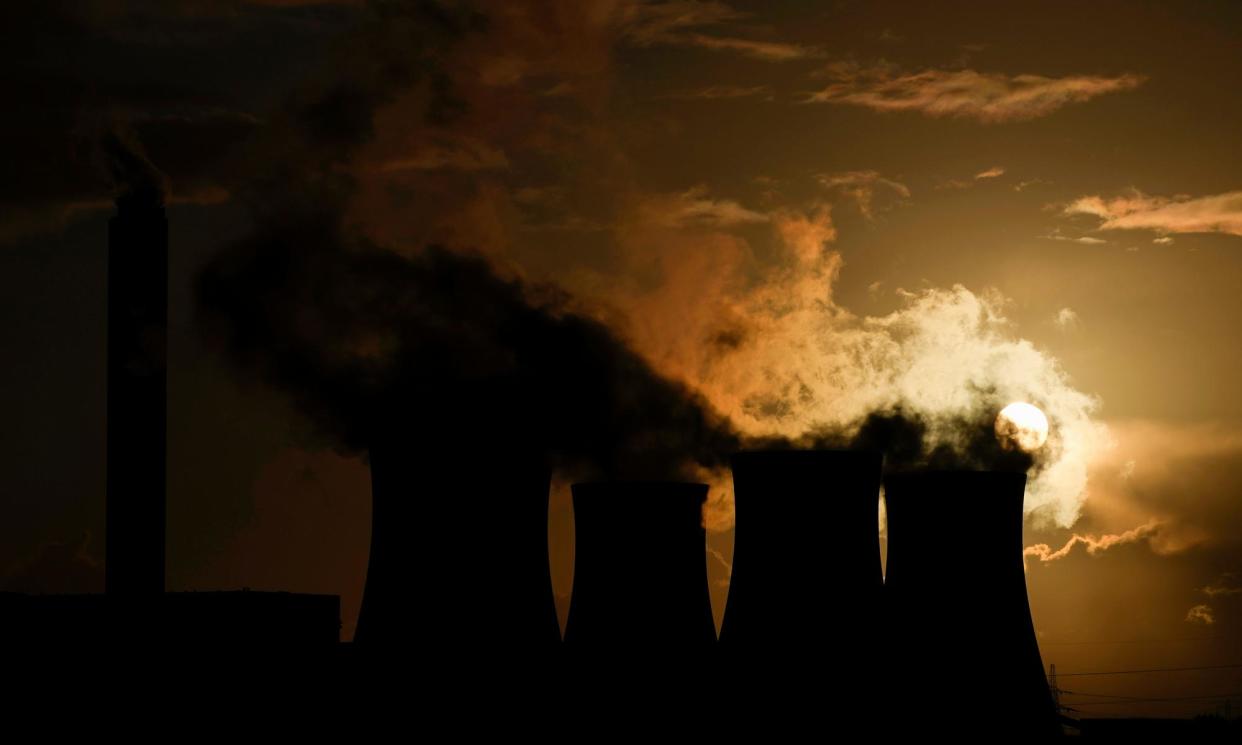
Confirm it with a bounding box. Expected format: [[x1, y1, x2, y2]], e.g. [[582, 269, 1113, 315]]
[[2, 0, 1241, 719]]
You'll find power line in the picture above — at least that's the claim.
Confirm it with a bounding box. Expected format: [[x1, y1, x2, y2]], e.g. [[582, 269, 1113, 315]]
[[1040, 636, 1225, 647], [1055, 662, 1242, 677], [1062, 689, 1242, 703], [1065, 695, 1242, 706]]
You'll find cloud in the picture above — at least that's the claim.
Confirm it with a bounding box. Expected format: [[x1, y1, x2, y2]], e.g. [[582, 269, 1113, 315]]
[[619, 1, 821, 60], [1065, 189, 1242, 237], [1202, 576, 1242, 597], [377, 139, 510, 172], [1186, 604, 1215, 625], [1043, 228, 1108, 245], [805, 65, 1144, 122], [0, 0, 338, 243], [937, 179, 972, 190], [678, 32, 822, 61], [1015, 178, 1050, 192], [665, 84, 772, 100], [1024, 519, 1164, 563], [1054, 307, 1079, 330], [1081, 419, 1242, 554], [817, 170, 910, 218], [937, 166, 1007, 190], [619, 0, 743, 42], [638, 185, 770, 228]]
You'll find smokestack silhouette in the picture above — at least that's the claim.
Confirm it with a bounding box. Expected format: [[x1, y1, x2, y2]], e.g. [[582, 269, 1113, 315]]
[[354, 391, 560, 653], [720, 449, 883, 647], [564, 482, 715, 649], [883, 471, 1059, 737], [105, 194, 168, 596]]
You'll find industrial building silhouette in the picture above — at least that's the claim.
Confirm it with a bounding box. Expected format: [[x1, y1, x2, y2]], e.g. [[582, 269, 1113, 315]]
[[0, 197, 1071, 738]]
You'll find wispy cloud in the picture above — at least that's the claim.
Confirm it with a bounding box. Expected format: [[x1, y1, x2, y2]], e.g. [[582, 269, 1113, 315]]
[[680, 32, 822, 61], [805, 65, 1144, 122], [620, 0, 742, 42], [817, 170, 910, 218], [1043, 227, 1108, 245], [665, 84, 772, 100], [1201, 575, 1242, 597], [639, 185, 769, 228], [621, 1, 821, 61], [1065, 189, 1242, 237], [939, 165, 1007, 190], [378, 138, 509, 172], [1024, 520, 1163, 563], [1015, 178, 1051, 192]]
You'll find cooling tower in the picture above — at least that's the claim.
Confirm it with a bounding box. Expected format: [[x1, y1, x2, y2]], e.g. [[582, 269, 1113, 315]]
[[106, 197, 168, 595], [883, 470, 1060, 738], [355, 400, 559, 653], [563, 482, 715, 649], [720, 449, 883, 647]]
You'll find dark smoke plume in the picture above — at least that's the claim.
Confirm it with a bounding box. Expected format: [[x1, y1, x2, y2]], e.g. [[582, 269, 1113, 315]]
[[849, 409, 1036, 472], [97, 127, 168, 210], [189, 1, 744, 481], [196, 207, 741, 479], [740, 407, 1036, 473]]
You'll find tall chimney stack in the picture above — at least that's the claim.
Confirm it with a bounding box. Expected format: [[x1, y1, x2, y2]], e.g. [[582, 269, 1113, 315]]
[[564, 481, 715, 649], [105, 197, 168, 596], [883, 470, 1059, 737]]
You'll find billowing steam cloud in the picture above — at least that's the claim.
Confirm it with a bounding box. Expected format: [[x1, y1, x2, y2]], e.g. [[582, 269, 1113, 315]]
[[608, 202, 1109, 527]]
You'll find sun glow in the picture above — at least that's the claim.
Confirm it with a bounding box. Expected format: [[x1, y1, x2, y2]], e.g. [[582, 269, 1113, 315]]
[[995, 402, 1050, 453]]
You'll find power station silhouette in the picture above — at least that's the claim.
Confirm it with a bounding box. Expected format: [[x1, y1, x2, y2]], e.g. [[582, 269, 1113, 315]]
[[1, 197, 1067, 737]]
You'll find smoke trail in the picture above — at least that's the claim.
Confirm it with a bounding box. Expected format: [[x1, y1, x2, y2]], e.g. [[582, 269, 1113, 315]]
[[1023, 519, 1163, 563], [196, 205, 742, 479], [187, 1, 753, 483]]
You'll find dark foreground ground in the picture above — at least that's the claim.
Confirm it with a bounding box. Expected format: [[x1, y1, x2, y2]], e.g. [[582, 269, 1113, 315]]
[[6, 645, 1240, 741]]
